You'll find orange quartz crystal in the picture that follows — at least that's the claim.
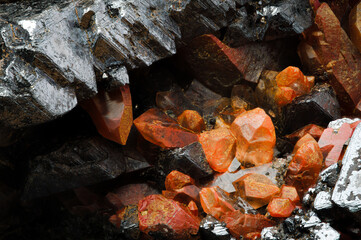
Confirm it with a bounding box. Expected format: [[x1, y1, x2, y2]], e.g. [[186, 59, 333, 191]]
[[199, 187, 236, 220], [165, 170, 195, 191], [81, 85, 133, 145], [199, 127, 236, 172], [286, 134, 323, 196], [233, 173, 280, 209], [274, 66, 314, 106], [221, 210, 274, 239], [177, 110, 205, 133], [230, 108, 276, 167], [279, 185, 300, 204], [285, 124, 325, 143], [133, 108, 198, 149]]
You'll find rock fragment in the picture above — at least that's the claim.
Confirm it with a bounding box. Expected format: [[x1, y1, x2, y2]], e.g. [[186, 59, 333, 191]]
[[109, 205, 140, 240], [332, 123, 361, 223], [138, 194, 200, 239], [200, 215, 234, 240], [23, 136, 150, 199], [283, 84, 341, 133], [158, 142, 214, 180], [349, 2, 361, 53]]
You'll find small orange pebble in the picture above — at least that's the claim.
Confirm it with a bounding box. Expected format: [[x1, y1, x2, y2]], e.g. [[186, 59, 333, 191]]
[[230, 108, 276, 167], [165, 170, 195, 191], [199, 127, 236, 172], [233, 173, 280, 209], [199, 187, 236, 220], [177, 110, 205, 133], [267, 198, 296, 218]]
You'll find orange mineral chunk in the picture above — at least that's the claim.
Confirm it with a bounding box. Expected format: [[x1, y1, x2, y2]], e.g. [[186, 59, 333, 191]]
[[138, 194, 200, 239], [177, 110, 205, 133], [81, 85, 132, 145], [349, 2, 361, 53], [286, 134, 323, 196], [279, 185, 300, 204], [165, 170, 195, 191], [233, 173, 280, 209], [221, 210, 274, 239], [285, 124, 325, 143], [267, 198, 296, 218], [199, 187, 236, 220], [230, 108, 276, 167], [188, 200, 199, 217], [274, 66, 314, 106], [133, 108, 198, 149], [199, 127, 236, 172]]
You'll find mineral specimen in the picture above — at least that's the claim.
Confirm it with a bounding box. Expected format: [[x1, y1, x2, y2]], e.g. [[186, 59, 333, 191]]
[[158, 142, 214, 179], [230, 108, 276, 167], [177, 110, 205, 133], [109, 205, 140, 240], [233, 173, 280, 209], [285, 124, 324, 143], [199, 127, 236, 172], [138, 194, 200, 239], [200, 187, 236, 220], [318, 122, 353, 167], [349, 2, 361, 53], [165, 170, 195, 191], [286, 134, 323, 196], [81, 85, 132, 145], [283, 84, 341, 133], [199, 215, 234, 240], [332, 123, 361, 223], [23, 136, 150, 199], [267, 198, 296, 218], [133, 108, 198, 149], [299, 3, 361, 114]]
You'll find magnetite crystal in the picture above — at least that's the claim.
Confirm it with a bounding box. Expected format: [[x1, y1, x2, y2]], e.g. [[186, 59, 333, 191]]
[[231, 108, 276, 167]]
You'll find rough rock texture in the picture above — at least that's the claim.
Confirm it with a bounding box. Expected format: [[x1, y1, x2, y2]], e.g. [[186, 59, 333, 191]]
[[200, 215, 234, 240], [224, 0, 313, 46], [158, 142, 214, 180], [23, 136, 150, 199], [332, 123, 361, 223], [0, 0, 238, 128], [299, 3, 361, 115], [261, 210, 340, 240]]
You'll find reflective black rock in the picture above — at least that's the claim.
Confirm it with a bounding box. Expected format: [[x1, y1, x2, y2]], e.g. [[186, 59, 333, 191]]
[[283, 84, 341, 134]]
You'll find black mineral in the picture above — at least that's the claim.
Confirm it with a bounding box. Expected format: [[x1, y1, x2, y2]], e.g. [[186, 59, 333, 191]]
[[283, 84, 341, 134]]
